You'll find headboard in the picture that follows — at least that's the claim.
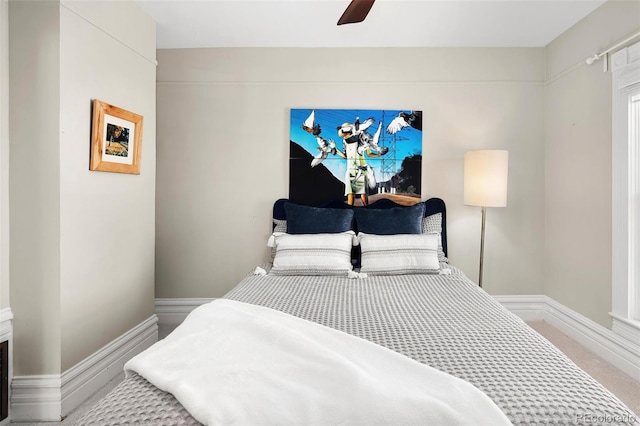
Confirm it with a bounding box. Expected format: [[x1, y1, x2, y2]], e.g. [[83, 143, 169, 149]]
[[273, 197, 448, 257]]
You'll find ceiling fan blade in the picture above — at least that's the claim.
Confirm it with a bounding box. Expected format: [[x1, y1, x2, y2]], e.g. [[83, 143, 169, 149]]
[[337, 0, 375, 25]]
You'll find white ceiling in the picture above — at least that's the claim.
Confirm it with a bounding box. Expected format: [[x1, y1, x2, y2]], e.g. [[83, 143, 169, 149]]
[[135, 0, 606, 49]]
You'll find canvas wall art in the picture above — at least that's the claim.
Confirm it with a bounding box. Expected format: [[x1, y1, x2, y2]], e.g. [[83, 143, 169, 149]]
[[289, 108, 422, 206]]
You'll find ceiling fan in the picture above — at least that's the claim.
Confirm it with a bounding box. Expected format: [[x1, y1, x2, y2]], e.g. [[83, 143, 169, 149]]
[[337, 0, 376, 25]]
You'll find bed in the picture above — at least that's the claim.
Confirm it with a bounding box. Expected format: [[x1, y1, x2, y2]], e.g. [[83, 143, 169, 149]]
[[77, 198, 638, 425]]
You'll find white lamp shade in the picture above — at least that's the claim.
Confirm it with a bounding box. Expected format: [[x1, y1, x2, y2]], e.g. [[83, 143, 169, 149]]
[[464, 150, 509, 207]]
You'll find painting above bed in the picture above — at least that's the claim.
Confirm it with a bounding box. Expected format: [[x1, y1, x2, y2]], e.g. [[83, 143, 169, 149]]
[[289, 108, 422, 206]]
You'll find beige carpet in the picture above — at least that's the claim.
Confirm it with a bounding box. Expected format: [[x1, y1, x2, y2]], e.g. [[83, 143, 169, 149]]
[[10, 321, 639, 424], [527, 320, 640, 416]]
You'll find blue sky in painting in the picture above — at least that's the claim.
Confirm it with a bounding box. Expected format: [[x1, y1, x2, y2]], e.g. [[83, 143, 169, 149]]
[[290, 108, 422, 184]]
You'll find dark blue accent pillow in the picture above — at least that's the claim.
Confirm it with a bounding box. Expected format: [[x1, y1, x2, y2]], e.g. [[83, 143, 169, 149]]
[[284, 202, 354, 234], [354, 202, 425, 235]]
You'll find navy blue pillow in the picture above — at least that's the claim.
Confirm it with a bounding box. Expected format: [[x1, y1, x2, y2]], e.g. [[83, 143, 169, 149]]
[[284, 202, 354, 234], [354, 202, 425, 235]]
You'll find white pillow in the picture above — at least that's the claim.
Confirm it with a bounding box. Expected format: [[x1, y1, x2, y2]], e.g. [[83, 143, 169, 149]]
[[272, 218, 287, 232], [422, 213, 448, 263], [268, 232, 355, 276], [358, 233, 440, 275]]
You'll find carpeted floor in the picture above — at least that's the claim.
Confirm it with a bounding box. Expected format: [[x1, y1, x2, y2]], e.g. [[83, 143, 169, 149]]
[[527, 320, 640, 416], [10, 321, 639, 424]]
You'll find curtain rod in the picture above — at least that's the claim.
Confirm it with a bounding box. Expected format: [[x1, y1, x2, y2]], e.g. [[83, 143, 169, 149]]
[[586, 30, 640, 67]]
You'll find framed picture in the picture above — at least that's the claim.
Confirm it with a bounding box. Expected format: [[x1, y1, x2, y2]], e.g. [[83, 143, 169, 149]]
[[289, 108, 422, 206], [90, 99, 143, 174]]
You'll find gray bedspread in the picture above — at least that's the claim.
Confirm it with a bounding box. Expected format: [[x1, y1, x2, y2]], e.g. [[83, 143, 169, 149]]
[[76, 267, 638, 425]]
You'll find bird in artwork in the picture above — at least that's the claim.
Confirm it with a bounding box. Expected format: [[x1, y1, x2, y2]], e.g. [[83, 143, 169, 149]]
[[366, 164, 377, 189], [302, 110, 322, 136], [358, 122, 388, 156], [386, 111, 423, 134], [354, 116, 375, 133], [310, 137, 336, 167]]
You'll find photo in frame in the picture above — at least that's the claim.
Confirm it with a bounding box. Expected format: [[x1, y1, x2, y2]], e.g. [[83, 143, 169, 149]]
[[90, 99, 143, 174]]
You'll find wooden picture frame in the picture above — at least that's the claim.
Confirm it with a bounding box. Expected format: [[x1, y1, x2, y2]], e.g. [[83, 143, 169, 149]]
[[90, 99, 143, 174]]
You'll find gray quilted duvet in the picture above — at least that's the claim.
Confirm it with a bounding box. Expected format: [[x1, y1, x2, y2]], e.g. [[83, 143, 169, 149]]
[[76, 266, 638, 425]]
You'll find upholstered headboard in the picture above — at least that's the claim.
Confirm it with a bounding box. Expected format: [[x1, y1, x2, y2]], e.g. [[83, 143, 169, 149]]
[[273, 197, 448, 257]]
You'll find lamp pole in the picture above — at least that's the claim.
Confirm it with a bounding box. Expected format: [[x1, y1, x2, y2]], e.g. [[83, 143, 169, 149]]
[[479, 206, 486, 288]]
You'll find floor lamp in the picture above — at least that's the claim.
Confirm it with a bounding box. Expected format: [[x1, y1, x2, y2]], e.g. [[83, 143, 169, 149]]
[[464, 150, 509, 287]]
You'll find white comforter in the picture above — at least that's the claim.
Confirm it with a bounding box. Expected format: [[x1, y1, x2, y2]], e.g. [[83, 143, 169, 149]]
[[125, 299, 512, 426]]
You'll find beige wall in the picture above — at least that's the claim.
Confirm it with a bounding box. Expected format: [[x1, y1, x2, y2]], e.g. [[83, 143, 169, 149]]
[[58, 1, 156, 372], [0, 0, 8, 311], [544, 0, 640, 327], [544, 0, 640, 328], [9, 0, 156, 375], [9, 0, 62, 375], [155, 47, 546, 298]]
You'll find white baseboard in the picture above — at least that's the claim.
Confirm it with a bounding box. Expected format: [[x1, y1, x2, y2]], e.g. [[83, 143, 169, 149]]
[[0, 307, 13, 426], [61, 315, 158, 417], [155, 298, 214, 327], [610, 313, 640, 347], [10, 375, 61, 422], [494, 295, 640, 380], [10, 315, 158, 422], [490, 295, 548, 321]]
